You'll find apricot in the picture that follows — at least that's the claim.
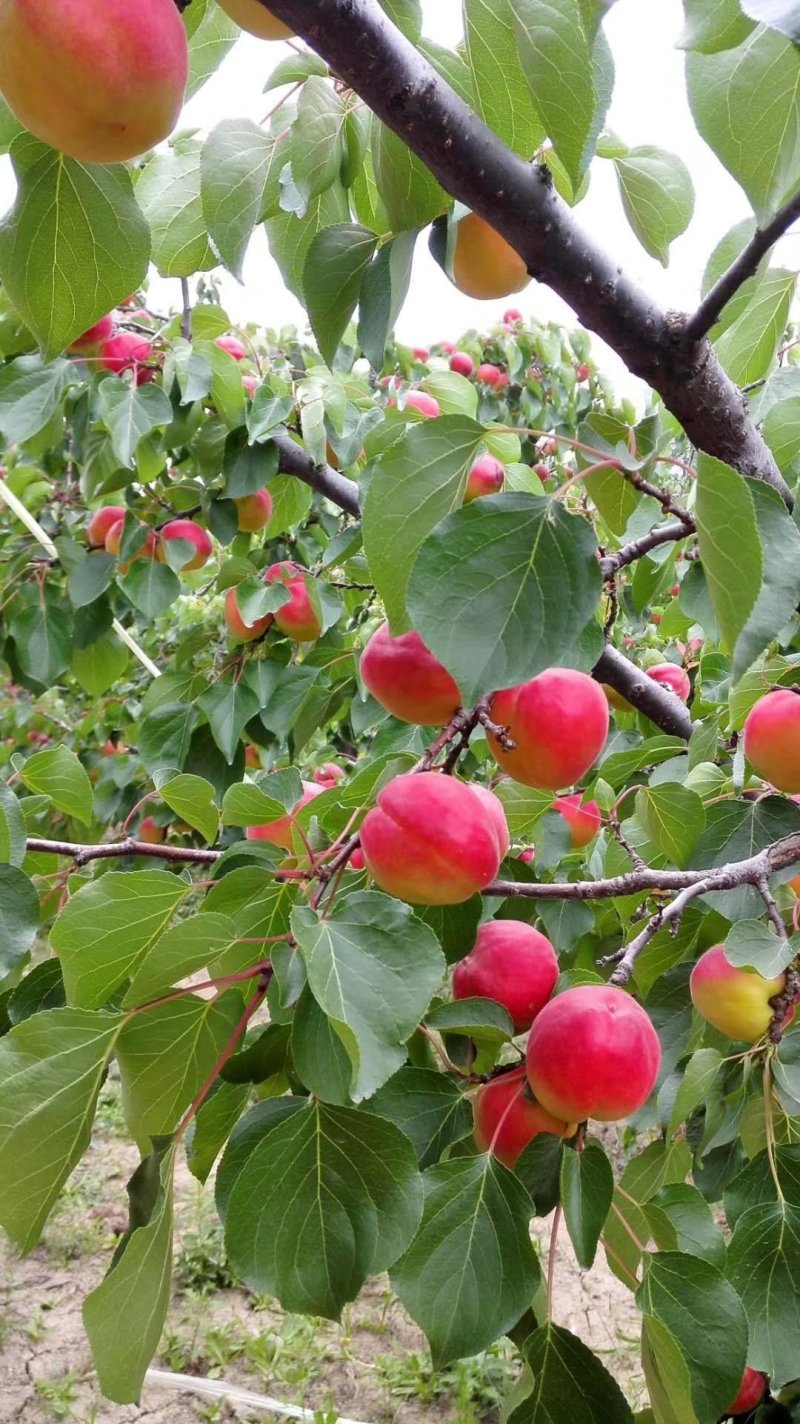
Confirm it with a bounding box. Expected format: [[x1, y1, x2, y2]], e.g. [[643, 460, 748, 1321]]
[[360, 623, 461, 726], [0, 0, 188, 163], [244, 744, 261, 770], [245, 781, 322, 851], [99, 332, 153, 380], [87, 505, 126, 548], [105, 520, 159, 568], [359, 772, 508, 905], [603, 683, 633, 713], [477, 363, 504, 386], [350, 847, 366, 871], [488, 669, 610, 791], [451, 213, 530, 300], [235, 490, 273, 533], [314, 762, 345, 788], [526, 985, 661, 1123], [242, 375, 259, 400], [465, 455, 505, 503], [453, 920, 558, 1032], [404, 391, 440, 419], [646, 663, 691, 701], [159, 519, 213, 572], [265, 562, 322, 641], [725, 1368, 767, 1416], [473, 1068, 575, 1168], [450, 351, 474, 377], [743, 689, 800, 792], [215, 333, 248, 360], [553, 793, 602, 849], [412, 347, 430, 363], [223, 587, 273, 643], [139, 816, 165, 846], [69, 314, 115, 356], [690, 944, 792, 1042], [503, 308, 524, 327], [217, 0, 294, 39], [576, 364, 590, 382]]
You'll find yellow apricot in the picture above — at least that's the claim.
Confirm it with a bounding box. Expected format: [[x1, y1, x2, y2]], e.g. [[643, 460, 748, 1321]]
[[217, 0, 294, 39], [451, 214, 530, 300], [0, 0, 188, 164]]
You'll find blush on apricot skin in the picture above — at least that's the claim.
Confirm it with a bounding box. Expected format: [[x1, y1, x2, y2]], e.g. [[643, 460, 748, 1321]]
[[473, 1068, 576, 1168], [743, 688, 800, 792], [453, 920, 557, 1032], [360, 622, 461, 726], [488, 669, 609, 791]]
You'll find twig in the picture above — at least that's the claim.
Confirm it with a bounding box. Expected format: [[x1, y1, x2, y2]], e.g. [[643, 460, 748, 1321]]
[[606, 880, 709, 987], [600, 519, 693, 578], [756, 875, 789, 942], [179, 277, 192, 342], [685, 189, 800, 343], [143, 1369, 376, 1424], [25, 836, 221, 867]]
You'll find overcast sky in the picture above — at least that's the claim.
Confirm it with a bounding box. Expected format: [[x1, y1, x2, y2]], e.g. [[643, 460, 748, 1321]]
[[1, 0, 795, 394]]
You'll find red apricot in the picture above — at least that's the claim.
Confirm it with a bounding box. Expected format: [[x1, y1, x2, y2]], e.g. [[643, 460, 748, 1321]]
[[264, 562, 322, 642], [139, 816, 165, 846], [553, 794, 602, 849], [159, 519, 213, 572], [223, 587, 273, 643], [450, 214, 530, 300], [473, 1068, 575, 1168], [404, 391, 440, 419], [69, 314, 115, 356], [99, 332, 153, 380], [526, 985, 661, 1123], [217, 0, 294, 39], [477, 363, 504, 386], [488, 669, 610, 791], [690, 944, 792, 1042], [245, 782, 322, 851], [725, 1368, 767, 1416], [105, 520, 159, 568], [503, 308, 523, 326], [244, 745, 261, 770], [87, 505, 126, 549], [0, 0, 188, 163], [450, 351, 475, 377], [575, 364, 590, 382], [412, 347, 430, 363], [242, 375, 258, 400], [465, 455, 505, 502], [743, 689, 800, 792], [235, 490, 273, 534], [314, 762, 345, 788], [350, 847, 366, 871], [215, 333, 248, 360], [360, 622, 461, 726], [359, 772, 508, 905], [453, 920, 558, 1032], [646, 663, 691, 701]]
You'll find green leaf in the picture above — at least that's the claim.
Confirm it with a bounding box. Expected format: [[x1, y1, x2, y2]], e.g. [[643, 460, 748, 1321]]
[[186, 0, 239, 100], [0, 1008, 123, 1249], [362, 415, 485, 631], [83, 1140, 176, 1403], [641, 1316, 699, 1424], [303, 224, 378, 366], [8, 593, 72, 687], [0, 783, 26, 868], [733, 477, 800, 680], [727, 1203, 800, 1387], [19, 744, 93, 827], [764, 394, 800, 477], [392, 1156, 540, 1366], [694, 454, 761, 655], [51, 871, 188, 1009], [199, 681, 260, 764], [291, 77, 346, 205], [135, 143, 214, 278], [643, 1185, 726, 1268], [186, 1080, 248, 1183], [0, 865, 39, 974], [222, 770, 300, 827], [98, 378, 173, 469], [117, 991, 243, 1138], [201, 119, 279, 279], [71, 631, 129, 697], [68, 551, 115, 609], [193, 339, 246, 429], [510, 1323, 635, 1423], [361, 1066, 472, 1168], [463, 0, 546, 159], [691, 796, 800, 921], [613, 147, 695, 265], [636, 1252, 748, 1421], [0, 140, 149, 357], [290, 986, 353, 1104], [678, 0, 755, 54], [122, 913, 238, 1007], [372, 121, 448, 232], [407, 494, 602, 705], [510, 0, 599, 185], [714, 268, 796, 389], [635, 784, 705, 867], [425, 997, 515, 1072], [725, 918, 796, 979], [225, 1100, 422, 1317], [701, 218, 768, 339], [561, 1140, 614, 1269], [686, 27, 800, 222], [357, 231, 417, 372], [138, 703, 200, 775], [668, 1048, 723, 1134], [0, 356, 70, 443], [155, 771, 219, 845], [291, 893, 446, 1100], [265, 182, 350, 303], [119, 559, 181, 619], [602, 1139, 692, 1289]]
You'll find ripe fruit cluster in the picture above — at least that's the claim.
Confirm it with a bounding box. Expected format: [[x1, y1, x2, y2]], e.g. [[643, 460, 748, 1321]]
[[225, 562, 322, 644]]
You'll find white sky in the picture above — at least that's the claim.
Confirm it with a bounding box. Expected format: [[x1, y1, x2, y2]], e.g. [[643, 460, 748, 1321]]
[[1, 0, 796, 393]]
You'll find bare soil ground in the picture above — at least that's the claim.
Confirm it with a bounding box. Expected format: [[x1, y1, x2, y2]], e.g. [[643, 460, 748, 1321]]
[[0, 1090, 645, 1424]]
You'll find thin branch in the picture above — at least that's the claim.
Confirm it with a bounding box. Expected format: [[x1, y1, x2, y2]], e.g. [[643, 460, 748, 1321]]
[[263, 0, 790, 503], [685, 189, 800, 343], [600, 519, 693, 578], [619, 468, 694, 528], [607, 880, 709, 987], [26, 836, 221, 867]]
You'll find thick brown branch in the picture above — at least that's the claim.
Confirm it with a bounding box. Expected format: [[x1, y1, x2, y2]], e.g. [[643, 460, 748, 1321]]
[[272, 432, 360, 516], [592, 645, 694, 739], [685, 189, 800, 343], [263, 0, 790, 503]]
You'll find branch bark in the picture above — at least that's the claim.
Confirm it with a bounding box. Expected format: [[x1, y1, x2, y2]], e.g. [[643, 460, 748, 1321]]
[[685, 189, 800, 343], [592, 645, 694, 739], [600, 519, 693, 577], [262, 0, 790, 504], [273, 432, 360, 516]]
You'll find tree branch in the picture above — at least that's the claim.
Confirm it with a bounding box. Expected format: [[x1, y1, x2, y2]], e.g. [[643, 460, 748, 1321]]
[[600, 518, 694, 577], [263, 0, 790, 504], [26, 836, 221, 867], [272, 432, 360, 516], [685, 189, 800, 343], [592, 645, 694, 739]]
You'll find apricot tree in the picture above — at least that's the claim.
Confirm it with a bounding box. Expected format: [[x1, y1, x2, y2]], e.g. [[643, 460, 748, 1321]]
[[1, 2, 800, 1421]]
